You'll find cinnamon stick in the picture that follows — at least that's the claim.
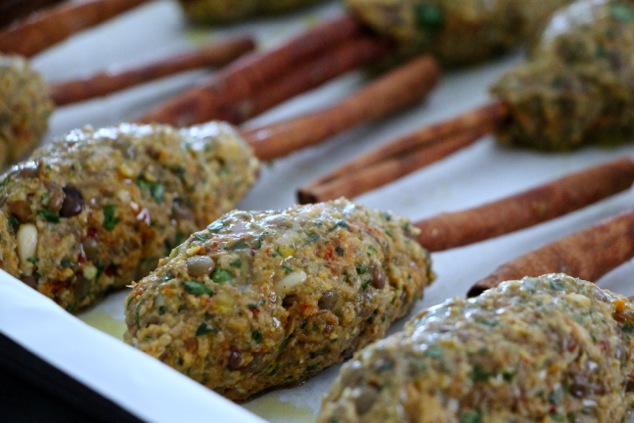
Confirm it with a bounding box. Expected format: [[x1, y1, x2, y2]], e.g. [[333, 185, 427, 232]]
[[242, 55, 440, 161], [467, 207, 634, 297], [297, 126, 487, 203], [137, 14, 368, 126], [303, 101, 509, 188], [221, 35, 391, 124], [415, 157, 634, 253], [0, 0, 63, 29], [0, 0, 148, 57], [48, 35, 256, 106]]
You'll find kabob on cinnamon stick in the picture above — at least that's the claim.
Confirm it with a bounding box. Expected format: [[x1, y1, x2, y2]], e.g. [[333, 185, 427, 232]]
[[0, 37, 255, 167], [299, 0, 633, 203], [122, 156, 634, 402], [0, 53, 438, 314], [320, 218, 634, 422]]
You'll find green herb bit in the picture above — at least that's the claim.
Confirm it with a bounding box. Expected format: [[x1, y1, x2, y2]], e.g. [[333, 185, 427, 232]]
[[282, 265, 293, 274], [335, 220, 349, 229], [183, 280, 214, 296], [356, 265, 367, 275], [424, 345, 444, 359], [460, 410, 481, 423], [26, 257, 39, 264], [229, 240, 249, 250], [136, 176, 165, 203], [252, 329, 263, 344], [207, 220, 224, 233], [193, 232, 209, 242], [611, 3, 634, 22], [335, 246, 345, 257], [361, 279, 371, 291], [211, 268, 233, 284], [38, 208, 60, 223], [471, 364, 493, 382], [196, 322, 219, 336], [60, 258, 73, 268], [550, 279, 565, 291], [102, 205, 119, 231], [305, 233, 320, 245], [230, 259, 242, 268], [414, 4, 444, 31], [7, 216, 19, 230], [549, 413, 565, 422]]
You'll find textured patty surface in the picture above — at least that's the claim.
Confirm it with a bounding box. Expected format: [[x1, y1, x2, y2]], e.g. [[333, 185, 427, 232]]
[[125, 199, 434, 401], [320, 274, 634, 422], [0, 122, 258, 312]]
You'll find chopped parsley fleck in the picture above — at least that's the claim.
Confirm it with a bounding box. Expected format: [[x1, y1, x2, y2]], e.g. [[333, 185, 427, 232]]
[[195, 322, 218, 336], [305, 233, 320, 244], [282, 265, 293, 274], [7, 216, 19, 230], [622, 322, 634, 333], [211, 268, 232, 284], [60, 258, 73, 268], [193, 232, 208, 242], [230, 259, 242, 268], [183, 280, 214, 296], [102, 205, 118, 231], [550, 280, 565, 291], [611, 3, 634, 22], [137, 176, 165, 203], [356, 266, 367, 275], [335, 220, 350, 229], [361, 279, 371, 291], [229, 240, 249, 250], [424, 345, 444, 359], [207, 221, 224, 232], [26, 257, 39, 264], [335, 246, 345, 256], [549, 413, 565, 422], [471, 364, 492, 382], [38, 208, 60, 223], [414, 4, 444, 31], [252, 330, 263, 344], [460, 411, 481, 423]]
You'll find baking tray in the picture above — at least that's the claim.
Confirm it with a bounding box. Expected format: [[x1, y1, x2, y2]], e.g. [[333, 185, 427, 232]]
[[3, 0, 634, 421]]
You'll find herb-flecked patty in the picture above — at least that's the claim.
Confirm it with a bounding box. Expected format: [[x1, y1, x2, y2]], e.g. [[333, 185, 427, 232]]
[[124, 199, 434, 401], [0, 122, 258, 312], [320, 274, 634, 422], [0, 55, 54, 167], [345, 0, 572, 67], [178, 0, 323, 25], [492, 0, 634, 151]]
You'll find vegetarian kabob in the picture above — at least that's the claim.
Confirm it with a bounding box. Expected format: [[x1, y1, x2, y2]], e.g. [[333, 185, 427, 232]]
[[299, 0, 634, 203], [123, 157, 634, 401], [0, 54, 439, 313], [319, 206, 634, 422], [0, 37, 255, 166]]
